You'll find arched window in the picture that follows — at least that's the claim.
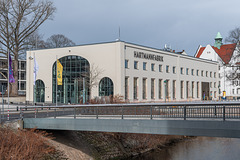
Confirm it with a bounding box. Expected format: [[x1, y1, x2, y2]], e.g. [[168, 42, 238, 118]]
[[52, 55, 90, 104], [99, 77, 114, 96], [35, 80, 45, 103]]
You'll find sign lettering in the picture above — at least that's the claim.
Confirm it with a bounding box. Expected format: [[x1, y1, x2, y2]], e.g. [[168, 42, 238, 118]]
[[134, 51, 163, 62]]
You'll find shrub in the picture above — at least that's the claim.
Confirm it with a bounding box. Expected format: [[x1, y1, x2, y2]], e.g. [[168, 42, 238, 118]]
[[0, 127, 56, 160]]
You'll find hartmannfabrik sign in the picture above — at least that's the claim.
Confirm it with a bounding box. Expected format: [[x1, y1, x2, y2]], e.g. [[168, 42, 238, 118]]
[[134, 51, 163, 62]]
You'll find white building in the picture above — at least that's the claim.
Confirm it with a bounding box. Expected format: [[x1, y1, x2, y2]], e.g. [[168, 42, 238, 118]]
[[26, 41, 219, 104], [195, 32, 240, 100]]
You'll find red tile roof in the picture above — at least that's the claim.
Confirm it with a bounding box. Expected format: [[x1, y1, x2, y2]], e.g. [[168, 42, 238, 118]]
[[196, 43, 237, 64], [195, 47, 205, 58]]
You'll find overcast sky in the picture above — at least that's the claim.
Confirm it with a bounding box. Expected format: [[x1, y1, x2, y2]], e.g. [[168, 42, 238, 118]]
[[40, 0, 240, 56]]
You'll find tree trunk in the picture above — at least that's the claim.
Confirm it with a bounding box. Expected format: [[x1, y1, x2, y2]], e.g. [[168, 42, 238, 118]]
[[11, 51, 19, 96]]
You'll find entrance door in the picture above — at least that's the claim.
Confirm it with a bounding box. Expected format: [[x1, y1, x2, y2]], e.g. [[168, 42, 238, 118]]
[[201, 82, 210, 100]]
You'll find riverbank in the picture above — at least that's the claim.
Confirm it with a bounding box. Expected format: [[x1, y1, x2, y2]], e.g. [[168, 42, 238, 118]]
[[1, 121, 190, 160], [49, 130, 189, 160]]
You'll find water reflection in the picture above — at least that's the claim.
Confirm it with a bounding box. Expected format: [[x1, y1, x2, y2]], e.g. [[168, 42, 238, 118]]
[[132, 137, 240, 160]]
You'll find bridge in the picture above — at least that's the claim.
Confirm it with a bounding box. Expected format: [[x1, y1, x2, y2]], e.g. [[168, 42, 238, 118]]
[[20, 101, 240, 138]]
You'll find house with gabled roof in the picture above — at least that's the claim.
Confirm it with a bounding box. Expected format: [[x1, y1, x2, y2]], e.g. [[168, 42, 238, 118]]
[[195, 32, 240, 100]]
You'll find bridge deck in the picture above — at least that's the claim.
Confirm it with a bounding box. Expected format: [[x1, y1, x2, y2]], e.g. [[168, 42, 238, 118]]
[[23, 117, 240, 138], [22, 101, 240, 138]]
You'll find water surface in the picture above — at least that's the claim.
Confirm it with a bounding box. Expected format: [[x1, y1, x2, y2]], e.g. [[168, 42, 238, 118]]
[[133, 137, 240, 160]]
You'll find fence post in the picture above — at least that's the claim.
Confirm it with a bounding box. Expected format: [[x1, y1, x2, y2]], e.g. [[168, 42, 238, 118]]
[[122, 106, 123, 119], [96, 107, 98, 119], [214, 106, 217, 116], [223, 105, 225, 121], [184, 105, 186, 120], [74, 107, 76, 119], [54, 108, 56, 119], [150, 106, 152, 120], [35, 108, 36, 118]]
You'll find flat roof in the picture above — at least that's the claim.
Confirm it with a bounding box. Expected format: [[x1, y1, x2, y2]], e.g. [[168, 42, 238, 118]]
[[29, 40, 218, 64]]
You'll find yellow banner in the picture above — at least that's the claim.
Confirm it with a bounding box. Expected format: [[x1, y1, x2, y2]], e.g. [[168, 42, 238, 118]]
[[57, 59, 63, 85], [223, 91, 226, 98]]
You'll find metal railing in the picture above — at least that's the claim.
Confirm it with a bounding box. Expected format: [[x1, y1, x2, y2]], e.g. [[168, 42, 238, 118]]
[[18, 101, 240, 121]]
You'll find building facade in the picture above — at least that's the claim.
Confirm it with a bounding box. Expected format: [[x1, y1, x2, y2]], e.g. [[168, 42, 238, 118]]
[[0, 57, 26, 95], [26, 41, 219, 104], [195, 32, 240, 100]]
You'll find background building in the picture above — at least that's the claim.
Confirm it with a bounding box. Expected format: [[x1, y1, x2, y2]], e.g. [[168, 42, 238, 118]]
[[26, 41, 219, 104], [195, 32, 240, 100], [0, 57, 26, 95]]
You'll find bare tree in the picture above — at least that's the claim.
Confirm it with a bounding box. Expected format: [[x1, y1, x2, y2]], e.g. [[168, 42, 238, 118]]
[[225, 27, 240, 43], [45, 34, 75, 48], [0, 0, 56, 95], [79, 64, 103, 100], [24, 30, 46, 50]]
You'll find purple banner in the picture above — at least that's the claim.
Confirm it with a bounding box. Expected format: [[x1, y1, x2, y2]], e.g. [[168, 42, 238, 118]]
[[9, 53, 15, 83]]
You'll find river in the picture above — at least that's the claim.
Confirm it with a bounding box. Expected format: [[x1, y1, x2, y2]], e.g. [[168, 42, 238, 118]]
[[132, 137, 240, 160]]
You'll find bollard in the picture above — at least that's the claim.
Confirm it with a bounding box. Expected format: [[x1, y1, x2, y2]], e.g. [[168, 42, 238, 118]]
[[17, 106, 18, 111]]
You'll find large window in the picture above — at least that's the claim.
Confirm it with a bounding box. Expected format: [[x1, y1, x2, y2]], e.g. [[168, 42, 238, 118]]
[[159, 79, 162, 99], [99, 77, 114, 96], [192, 81, 194, 98], [52, 55, 90, 104], [181, 81, 184, 99], [151, 78, 155, 99], [166, 80, 169, 100], [35, 80, 45, 103], [197, 82, 199, 98], [143, 78, 147, 99], [133, 77, 138, 99], [125, 77, 129, 99], [173, 80, 176, 99]]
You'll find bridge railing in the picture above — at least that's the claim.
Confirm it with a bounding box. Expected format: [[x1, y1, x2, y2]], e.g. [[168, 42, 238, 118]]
[[20, 101, 240, 121]]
